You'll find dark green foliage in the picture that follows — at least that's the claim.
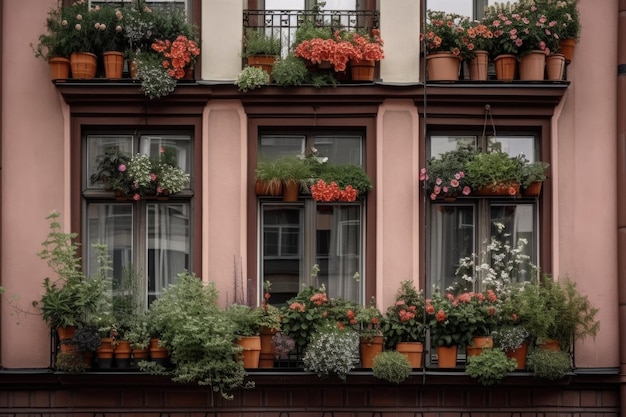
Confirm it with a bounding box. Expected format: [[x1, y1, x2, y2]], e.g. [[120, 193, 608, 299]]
[[465, 348, 517, 385], [527, 348, 572, 380], [140, 272, 253, 399], [72, 326, 101, 353], [272, 55, 309, 87], [372, 351, 412, 384], [243, 28, 282, 57], [317, 164, 373, 195]]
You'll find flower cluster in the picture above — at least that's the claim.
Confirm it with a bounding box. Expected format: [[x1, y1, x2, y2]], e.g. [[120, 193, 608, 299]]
[[420, 145, 477, 200], [92, 147, 190, 199], [482, 1, 558, 58], [310, 179, 358, 202], [294, 29, 384, 72], [461, 21, 494, 53], [421, 10, 471, 59], [347, 30, 384, 62], [152, 35, 200, 79]]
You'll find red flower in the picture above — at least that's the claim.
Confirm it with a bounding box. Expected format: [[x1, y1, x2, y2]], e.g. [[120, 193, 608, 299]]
[[435, 310, 447, 322]]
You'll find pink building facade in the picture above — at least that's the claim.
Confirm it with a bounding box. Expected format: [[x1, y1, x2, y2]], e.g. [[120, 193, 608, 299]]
[[0, 0, 623, 415]]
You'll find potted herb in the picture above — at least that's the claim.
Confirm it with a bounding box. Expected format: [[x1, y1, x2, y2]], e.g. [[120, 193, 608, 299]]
[[235, 66, 270, 92], [520, 159, 550, 196], [243, 28, 282, 78], [353, 299, 385, 368], [126, 313, 151, 363], [31, 6, 72, 80], [516, 275, 600, 352], [255, 156, 312, 202], [302, 322, 359, 380], [272, 54, 309, 87], [465, 348, 517, 386], [225, 304, 262, 368], [465, 151, 524, 196], [371, 350, 412, 384], [527, 348, 572, 380]]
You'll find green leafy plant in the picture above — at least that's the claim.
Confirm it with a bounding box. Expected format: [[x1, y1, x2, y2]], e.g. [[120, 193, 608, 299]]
[[316, 163, 373, 196], [35, 213, 112, 330], [139, 271, 253, 399], [243, 28, 282, 57], [225, 304, 262, 337], [372, 351, 412, 384], [257, 281, 282, 331], [272, 54, 310, 86], [381, 280, 426, 349], [126, 313, 151, 350], [465, 151, 524, 193], [353, 298, 384, 342], [302, 323, 359, 380], [527, 348, 572, 380], [465, 348, 517, 386], [520, 159, 550, 188], [517, 275, 599, 349], [235, 66, 270, 92]]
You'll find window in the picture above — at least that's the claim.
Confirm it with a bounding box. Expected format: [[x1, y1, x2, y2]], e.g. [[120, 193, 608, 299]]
[[90, 0, 190, 14], [83, 132, 194, 306], [426, 132, 539, 292], [258, 133, 367, 305], [424, 0, 517, 19]]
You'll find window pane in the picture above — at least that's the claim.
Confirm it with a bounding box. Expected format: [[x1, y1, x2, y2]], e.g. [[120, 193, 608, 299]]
[[140, 135, 191, 174], [147, 203, 191, 304], [314, 135, 362, 166], [488, 136, 535, 161], [490, 204, 536, 282], [86, 135, 134, 189], [86, 203, 134, 282], [429, 204, 475, 292], [315, 204, 362, 303], [429, 136, 476, 159], [262, 206, 304, 305], [426, 0, 473, 17], [260, 135, 306, 159]]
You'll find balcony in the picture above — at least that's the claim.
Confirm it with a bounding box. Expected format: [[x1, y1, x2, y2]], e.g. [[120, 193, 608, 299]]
[[243, 9, 380, 58]]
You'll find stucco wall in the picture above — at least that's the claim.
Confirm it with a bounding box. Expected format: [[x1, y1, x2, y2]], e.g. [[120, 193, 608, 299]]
[[554, 0, 619, 367], [1, 0, 68, 367]]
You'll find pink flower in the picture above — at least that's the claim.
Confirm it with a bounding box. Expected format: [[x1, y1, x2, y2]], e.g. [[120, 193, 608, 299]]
[[435, 178, 442, 185], [133, 194, 140, 201], [462, 186, 471, 195], [118, 164, 127, 172], [450, 179, 459, 188]]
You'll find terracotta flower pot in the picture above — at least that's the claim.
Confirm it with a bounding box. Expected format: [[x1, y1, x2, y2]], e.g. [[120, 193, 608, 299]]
[[426, 52, 461, 81]]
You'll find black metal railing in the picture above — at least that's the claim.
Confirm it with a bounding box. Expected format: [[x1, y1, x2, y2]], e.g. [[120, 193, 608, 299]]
[[243, 9, 380, 57]]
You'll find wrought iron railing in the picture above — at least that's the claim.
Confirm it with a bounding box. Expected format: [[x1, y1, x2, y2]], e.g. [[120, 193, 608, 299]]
[[243, 9, 380, 58]]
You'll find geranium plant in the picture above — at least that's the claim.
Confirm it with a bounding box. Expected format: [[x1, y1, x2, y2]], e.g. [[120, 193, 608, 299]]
[[151, 34, 200, 79], [420, 145, 477, 200], [421, 10, 472, 60], [381, 280, 426, 349], [310, 180, 358, 202], [352, 298, 384, 342], [345, 29, 384, 62]]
